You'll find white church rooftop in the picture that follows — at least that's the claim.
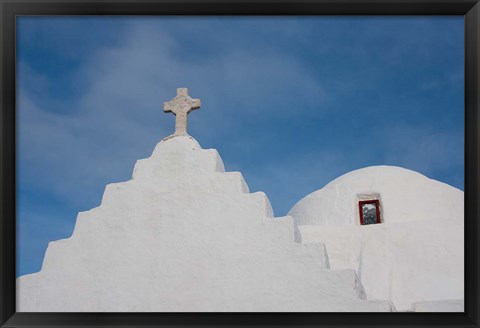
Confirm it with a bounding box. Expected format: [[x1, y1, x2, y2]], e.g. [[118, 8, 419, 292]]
[[289, 165, 464, 227], [17, 88, 464, 312]]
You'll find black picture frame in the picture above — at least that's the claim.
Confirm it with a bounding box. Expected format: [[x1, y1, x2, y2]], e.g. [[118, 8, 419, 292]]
[[1, 1, 478, 327]]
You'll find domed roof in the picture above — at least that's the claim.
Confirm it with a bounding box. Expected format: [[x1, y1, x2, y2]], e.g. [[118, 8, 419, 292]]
[[288, 165, 463, 227]]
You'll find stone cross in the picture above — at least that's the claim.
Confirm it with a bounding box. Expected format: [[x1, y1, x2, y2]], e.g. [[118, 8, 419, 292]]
[[163, 88, 201, 136]]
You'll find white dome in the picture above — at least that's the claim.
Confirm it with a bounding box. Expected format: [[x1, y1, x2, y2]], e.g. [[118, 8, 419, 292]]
[[288, 165, 463, 227]]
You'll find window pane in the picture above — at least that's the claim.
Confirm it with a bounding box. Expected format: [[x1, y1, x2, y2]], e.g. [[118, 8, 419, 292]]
[[362, 203, 378, 225]]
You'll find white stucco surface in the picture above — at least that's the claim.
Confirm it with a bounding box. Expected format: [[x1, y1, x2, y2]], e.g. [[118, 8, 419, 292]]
[[288, 166, 464, 311], [17, 137, 391, 312], [411, 300, 464, 312]]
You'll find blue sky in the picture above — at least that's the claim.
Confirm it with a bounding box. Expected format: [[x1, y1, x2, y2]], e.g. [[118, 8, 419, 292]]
[[16, 16, 464, 277]]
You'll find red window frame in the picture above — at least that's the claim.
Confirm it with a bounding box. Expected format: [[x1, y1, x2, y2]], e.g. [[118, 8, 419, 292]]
[[358, 200, 381, 225]]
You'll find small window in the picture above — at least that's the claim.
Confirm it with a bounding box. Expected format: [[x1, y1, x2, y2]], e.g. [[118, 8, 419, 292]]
[[359, 200, 381, 225]]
